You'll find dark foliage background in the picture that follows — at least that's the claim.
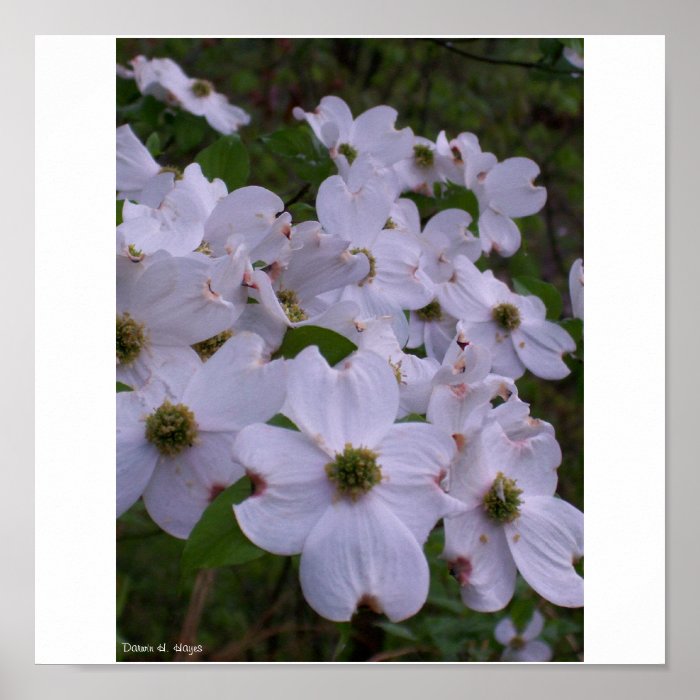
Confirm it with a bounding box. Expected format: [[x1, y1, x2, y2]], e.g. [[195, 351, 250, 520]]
[[116, 37, 583, 662]]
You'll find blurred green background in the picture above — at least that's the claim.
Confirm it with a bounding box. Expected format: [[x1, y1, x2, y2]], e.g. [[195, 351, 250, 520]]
[[116, 37, 583, 662]]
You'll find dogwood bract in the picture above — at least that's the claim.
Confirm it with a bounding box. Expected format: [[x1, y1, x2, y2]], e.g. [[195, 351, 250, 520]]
[[495, 610, 552, 662], [232, 348, 465, 622]]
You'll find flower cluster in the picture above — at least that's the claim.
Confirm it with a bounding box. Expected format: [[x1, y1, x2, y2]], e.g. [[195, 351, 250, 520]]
[[117, 62, 583, 627]]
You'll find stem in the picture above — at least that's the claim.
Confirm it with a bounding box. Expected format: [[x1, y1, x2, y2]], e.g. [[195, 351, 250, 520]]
[[174, 569, 216, 661]]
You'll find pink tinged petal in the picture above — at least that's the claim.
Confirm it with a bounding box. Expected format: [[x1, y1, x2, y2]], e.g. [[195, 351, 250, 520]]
[[443, 510, 517, 612], [338, 283, 409, 348], [280, 226, 370, 302], [286, 347, 399, 455], [374, 423, 462, 543], [183, 331, 287, 432], [479, 420, 559, 498], [512, 322, 575, 380], [484, 157, 547, 218], [457, 320, 525, 380], [569, 258, 584, 320], [506, 496, 584, 608], [437, 256, 494, 321], [116, 124, 160, 194], [426, 382, 494, 441], [138, 256, 237, 346], [316, 174, 390, 248], [351, 106, 414, 165], [372, 231, 434, 310], [117, 392, 159, 516], [233, 424, 333, 555], [513, 639, 552, 662], [522, 609, 545, 641], [478, 208, 521, 257], [494, 617, 518, 645], [204, 186, 284, 256], [300, 497, 430, 622], [143, 433, 243, 539]]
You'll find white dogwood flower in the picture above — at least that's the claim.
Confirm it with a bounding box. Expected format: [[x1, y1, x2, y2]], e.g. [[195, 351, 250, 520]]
[[117, 332, 287, 538], [233, 348, 464, 622], [128, 55, 250, 134], [569, 258, 584, 320], [443, 420, 583, 611], [438, 257, 575, 380], [495, 610, 552, 662]]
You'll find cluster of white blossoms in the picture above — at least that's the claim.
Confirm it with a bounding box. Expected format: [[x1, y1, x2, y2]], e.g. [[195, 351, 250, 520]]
[[117, 81, 583, 625]]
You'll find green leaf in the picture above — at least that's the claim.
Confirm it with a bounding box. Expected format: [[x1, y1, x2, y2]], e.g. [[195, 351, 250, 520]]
[[145, 131, 161, 157], [513, 275, 563, 320], [116, 381, 133, 393], [440, 183, 480, 221], [116, 200, 124, 226], [559, 317, 583, 345], [273, 325, 357, 365], [261, 126, 332, 186], [195, 134, 250, 190], [266, 413, 299, 431], [287, 202, 317, 222], [376, 622, 417, 642], [396, 413, 427, 423], [181, 476, 263, 575], [173, 111, 208, 152]]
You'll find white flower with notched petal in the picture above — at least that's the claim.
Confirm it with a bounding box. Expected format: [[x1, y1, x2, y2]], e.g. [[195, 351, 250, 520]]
[[316, 162, 434, 345], [569, 258, 584, 320], [451, 133, 546, 257], [117, 332, 287, 538], [116, 124, 176, 208], [443, 420, 583, 612], [438, 257, 575, 380], [293, 95, 414, 171], [127, 55, 250, 134], [232, 348, 464, 622], [392, 132, 462, 196], [495, 610, 552, 662]]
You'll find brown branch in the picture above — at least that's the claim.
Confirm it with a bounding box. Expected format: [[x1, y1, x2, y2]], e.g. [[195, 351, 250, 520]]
[[174, 569, 216, 661]]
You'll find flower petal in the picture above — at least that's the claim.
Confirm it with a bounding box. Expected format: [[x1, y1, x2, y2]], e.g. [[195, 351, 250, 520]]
[[506, 496, 584, 607], [512, 321, 576, 380], [286, 347, 398, 455], [494, 617, 517, 645], [232, 424, 333, 555], [522, 609, 545, 641], [374, 423, 461, 543], [300, 497, 430, 622], [443, 509, 517, 612]]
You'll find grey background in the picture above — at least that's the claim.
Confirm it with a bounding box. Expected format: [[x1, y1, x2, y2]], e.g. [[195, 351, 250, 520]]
[[9, 0, 697, 696]]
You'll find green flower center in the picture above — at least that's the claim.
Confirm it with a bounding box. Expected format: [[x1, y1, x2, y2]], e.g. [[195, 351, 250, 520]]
[[337, 142, 358, 165], [276, 289, 308, 323], [383, 217, 397, 230], [192, 330, 233, 360], [127, 243, 144, 260], [158, 165, 183, 180], [117, 313, 146, 365], [388, 359, 404, 385], [191, 79, 213, 98], [414, 144, 435, 169], [145, 400, 199, 456], [350, 247, 377, 286], [483, 472, 523, 523], [492, 302, 521, 331], [416, 299, 443, 322], [325, 444, 382, 501], [510, 636, 526, 650]]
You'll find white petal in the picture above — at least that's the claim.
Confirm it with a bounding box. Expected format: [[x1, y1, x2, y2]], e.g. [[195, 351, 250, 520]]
[[351, 106, 414, 165], [478, 208, 521, 257], [494, 617, 517, 645], [569, 258, 584, 320], [513, 640, 552, 662], [522, 609, 545, 641], [286, 347, 398, 455], [512, 321, 575, 380], [437, 256, 493, 322], [506, 496, 584, 607], [116, 392, 158, 516], [143, 432, 242, 539], [116, 124, 160, 194], [374, 423, 461, 543], [183, 332, 287, 431], [485, 158, 547, 218], [300, 497, 430, 622], [233, 424, 333, 555], [443, 510, 517, 612], [316, 174, 390, 248]]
